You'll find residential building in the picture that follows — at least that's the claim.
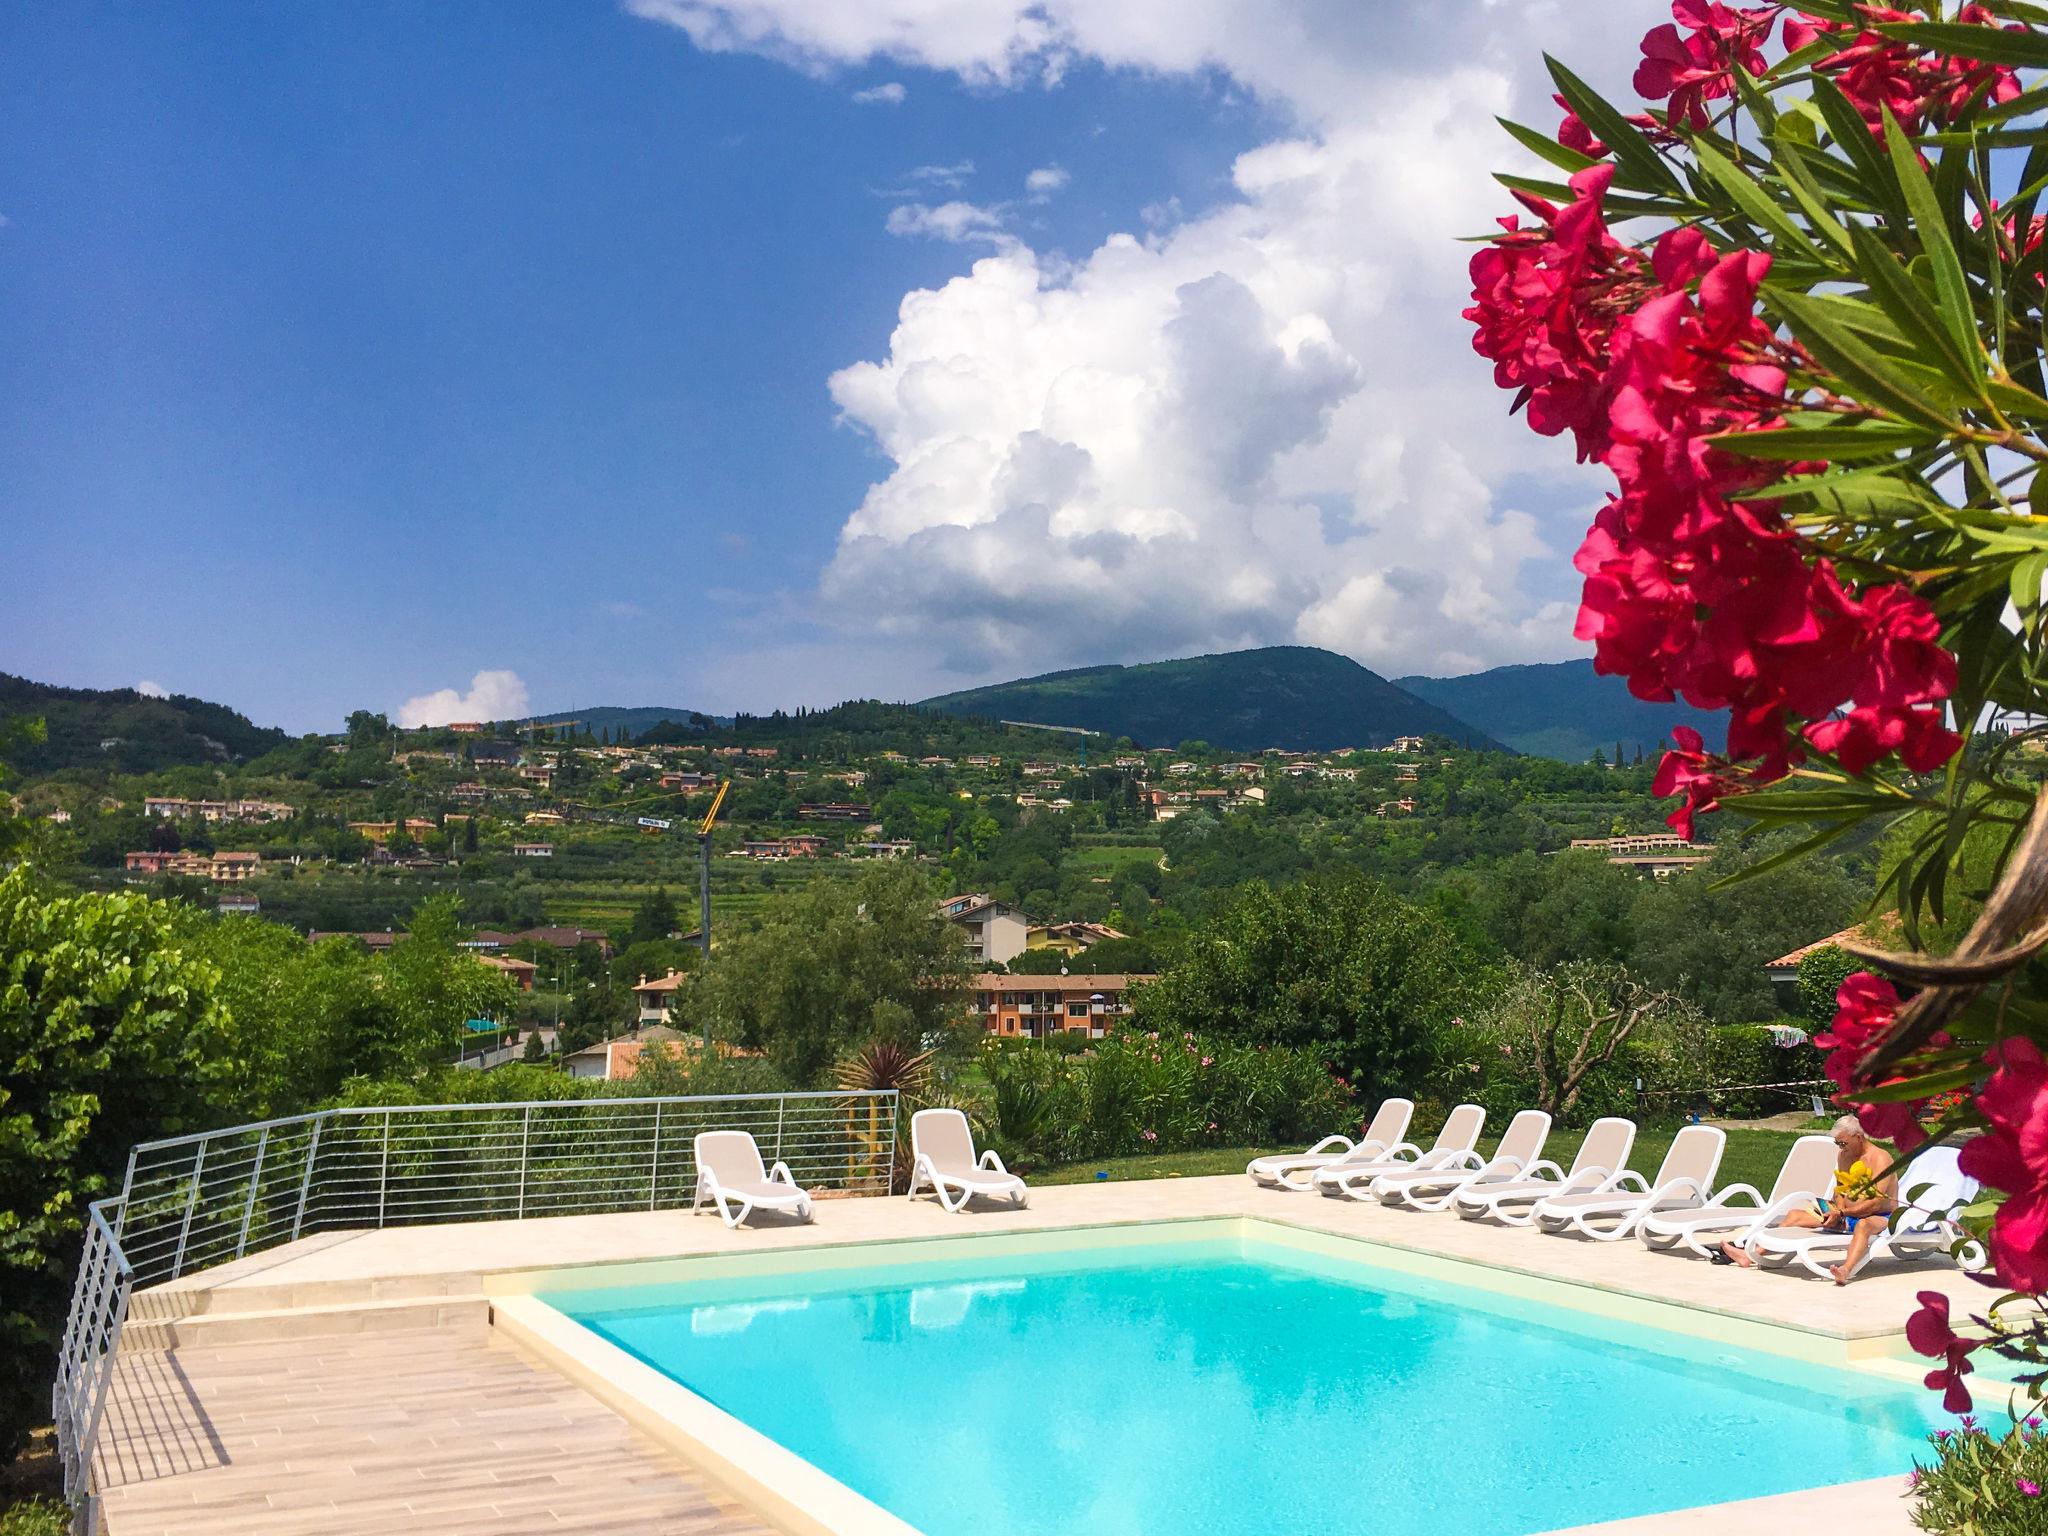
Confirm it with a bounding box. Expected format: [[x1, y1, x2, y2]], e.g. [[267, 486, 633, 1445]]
[[478, 954, 538, 992], [124, 850, 262, 881], [211, 851, 262, 882], [1568, 833, 1713, 879], [739, 835, 824, 859], [461, 931, 520, 951], [798, 802, 871, 821], [938, 894, 1029, 966], [1027, 920, 1126, 956], [632, 971, 690, 1026], [348, 818, 437, 842], [1388, 735, 1426, 752], [1374, 798, 1419, 817], [523, 811, 565, 825], [970, 973, 1154, 1039], [510, 842, 554, 858], [658, 771, 713, 791], [518, 925, 613, 957], [963, 755, 1001, 768], [215, 893, 261, 915], [1763, 916, 1900, 1010], [449, 782, 488, 803], [853, 839, 917, 858], [448, 722, 483, 734], [142, 796, 294, 823], [307, 929, 401, 951]]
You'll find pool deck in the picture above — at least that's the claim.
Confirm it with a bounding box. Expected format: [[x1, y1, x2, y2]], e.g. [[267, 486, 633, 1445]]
[[101, 1173, 1953, 1534]]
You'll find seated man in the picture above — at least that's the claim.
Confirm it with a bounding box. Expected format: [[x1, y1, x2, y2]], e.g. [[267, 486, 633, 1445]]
[[1718, 1114, 1896, 1283]]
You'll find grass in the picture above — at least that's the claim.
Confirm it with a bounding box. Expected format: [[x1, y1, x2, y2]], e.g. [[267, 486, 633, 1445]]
[[1034, 1120, 1827, 1190]]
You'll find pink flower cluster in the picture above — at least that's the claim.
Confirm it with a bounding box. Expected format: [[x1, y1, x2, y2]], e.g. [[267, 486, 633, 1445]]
[[1960, 1038, 2048, 1294], [1813, 972, 1942, 1150], [1906, 1290, 1980, 1413], [1466, 160, 1960, 836], [1626, 2, 2020, 140]]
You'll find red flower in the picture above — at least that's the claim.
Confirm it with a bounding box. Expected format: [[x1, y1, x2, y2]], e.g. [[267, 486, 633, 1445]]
[[1905, 1290, 1980, 1412], [1634, 0, 1777, 131], [1650, 726, 1729, 839], [1960, 1038, 2048, 1294], [1554, 94, 1607, 159], [1806, 5, 2022, 136], [1815, 972, 1900, 1093]]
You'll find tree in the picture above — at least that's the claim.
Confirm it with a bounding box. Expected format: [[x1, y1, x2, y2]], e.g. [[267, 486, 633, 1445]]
[[1129, 870, 1483, 1100], [1477, 961, 1704, 1123], [1006, 947, 1071, 975], [463, 816, 479, 854], [627, 887, 679, 948], [697, 863, 971, 1084], [0, 866, 237, 1462]]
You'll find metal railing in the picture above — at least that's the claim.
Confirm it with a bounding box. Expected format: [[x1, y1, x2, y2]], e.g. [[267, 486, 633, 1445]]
[[52, 1199, 132, 1534], [53, 1089, 899, 1527]]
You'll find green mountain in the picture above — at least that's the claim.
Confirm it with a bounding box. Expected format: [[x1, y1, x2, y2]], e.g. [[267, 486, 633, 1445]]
[[1395, 659, 1726, 763], [921, 648, 1505, 753], [0, 673, 291, 774]]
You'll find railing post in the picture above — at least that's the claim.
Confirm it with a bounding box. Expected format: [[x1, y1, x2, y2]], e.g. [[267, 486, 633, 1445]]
[[291, 1115, 323, 1242], [234, 1126, 270, 1258], [773, 1094, 786, 1164], [170, 1139, 207, 1279], [377, 1111, 392, 1228], [517, 1105, 532, 1220], [648, 1101, 664, 1211], [885, 1091, 898, 1196]]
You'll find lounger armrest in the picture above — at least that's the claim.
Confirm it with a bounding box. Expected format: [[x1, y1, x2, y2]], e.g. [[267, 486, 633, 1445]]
[[1381, 1141, 1423, 1162], [1648, 1176, 1708, 1206], [1607, 1170, 1650, 1194], [978, 1149, 1011, 1176], [768, 1160, 797, 1188], [1306, 1134, 1355, 1157], [1701, 1182, 1763, 1211], [1518, 1159, 1565, 1182], [1441, 1150, 1486, 1172], [1487, 1154, 1527, 1177]]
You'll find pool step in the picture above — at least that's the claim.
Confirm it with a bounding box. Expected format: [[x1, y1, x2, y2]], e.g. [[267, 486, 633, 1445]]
[[121, 1293, 489, 1352]]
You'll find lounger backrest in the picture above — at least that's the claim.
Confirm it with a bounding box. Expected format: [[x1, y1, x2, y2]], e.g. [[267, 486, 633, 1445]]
[[1431, 1103, 1486, 1155], [695, 1129, 766, 1186], [912, 1108, 979, 1174], [1494, 1109, 1550, 1169], [1361, 1097, 1415, 1151], [1768, 1135, 1838, 1205], [1894, 1146, 1979, 1233], [1654, 1123, 1726, 1189], [1568, 1117, 1636, 1180]]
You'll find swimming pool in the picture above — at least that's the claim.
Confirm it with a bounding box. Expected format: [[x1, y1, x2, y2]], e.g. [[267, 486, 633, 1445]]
[[537, 1230, 1939, 1536]]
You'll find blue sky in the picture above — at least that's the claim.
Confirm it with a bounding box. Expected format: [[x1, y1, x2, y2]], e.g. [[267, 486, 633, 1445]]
[[3, 2, 1636, 733]]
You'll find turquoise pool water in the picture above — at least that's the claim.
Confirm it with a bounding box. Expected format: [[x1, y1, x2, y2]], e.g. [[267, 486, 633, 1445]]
[[542, 1234, 1939, 1536]]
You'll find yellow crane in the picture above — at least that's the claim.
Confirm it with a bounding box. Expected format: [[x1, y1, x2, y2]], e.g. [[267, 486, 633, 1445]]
[[696, 779, 729, 960]]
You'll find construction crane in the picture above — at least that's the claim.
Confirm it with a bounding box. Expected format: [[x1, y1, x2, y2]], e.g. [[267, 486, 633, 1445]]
[[696, 779, 729, 960]]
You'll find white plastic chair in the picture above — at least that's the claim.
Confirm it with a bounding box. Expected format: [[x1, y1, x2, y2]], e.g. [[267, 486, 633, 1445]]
[[1533, 1123, 1725, 1241], [1376, 1109, 1552, 1212], [1317, 1104, 1487, 1201], [908, 1108, 1028, 1213], [691, 1129, 814, 1229], [1638, 1134, 1836, 1258], [1454, 1116, 1638, 1226], [1247, 1099, 1415, 1191]]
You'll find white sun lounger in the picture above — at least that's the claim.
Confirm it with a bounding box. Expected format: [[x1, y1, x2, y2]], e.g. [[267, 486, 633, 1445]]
[[908, 1108, 1028, 1213], [1317, 1104, 1487, 1201], [1533, 1123, 1725, 1241], [1638, 1134, 1836, 1259], [1454, 1116, 1637, 1226], [691, 1129, 815, 1229], [1374, 1109, 1552, 1212], [1744, 1145, 1983, 1280], [1247, 1099, 1416, 1191]]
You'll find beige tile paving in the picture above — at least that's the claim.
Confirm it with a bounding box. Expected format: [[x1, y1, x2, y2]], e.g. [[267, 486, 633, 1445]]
[[111, 1174, 1962, 1535]]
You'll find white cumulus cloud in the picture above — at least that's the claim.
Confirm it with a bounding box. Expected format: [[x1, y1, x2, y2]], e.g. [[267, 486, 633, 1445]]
[[397, 669, 532, 728], [884, 200, 1011, 244], [851, 80, 906, 103], [1024, 164, 1069, 199], [630, 0, 1660, 682], [135, 679, 169, 698]]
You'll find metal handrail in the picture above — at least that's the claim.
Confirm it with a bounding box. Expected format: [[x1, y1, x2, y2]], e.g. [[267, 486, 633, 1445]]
[[57, 1087, 900, 1530]]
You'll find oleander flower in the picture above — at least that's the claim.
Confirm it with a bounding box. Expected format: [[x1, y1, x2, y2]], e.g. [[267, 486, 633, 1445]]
[[1960, 1038, 2048, 1294]]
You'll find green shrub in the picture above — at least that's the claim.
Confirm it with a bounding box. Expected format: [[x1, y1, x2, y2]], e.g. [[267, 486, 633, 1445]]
[[977, 1032, 1350, 1163], [1707, 1023, 1824, 1119], [1795, 944, 1862, 1033], [0, 1498, 72, 1536], [1911, 1418, 2048, 1534]]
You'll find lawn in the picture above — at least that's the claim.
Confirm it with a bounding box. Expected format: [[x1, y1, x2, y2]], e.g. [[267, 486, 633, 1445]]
[[1035, 1120, 1828, 1190]]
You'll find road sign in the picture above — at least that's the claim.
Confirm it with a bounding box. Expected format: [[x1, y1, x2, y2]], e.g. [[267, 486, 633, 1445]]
[[636, 816, 673, 830]]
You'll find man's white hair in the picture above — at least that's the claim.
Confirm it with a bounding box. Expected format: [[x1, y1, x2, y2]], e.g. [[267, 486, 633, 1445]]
[[1833, 1114, 1867, 1140]]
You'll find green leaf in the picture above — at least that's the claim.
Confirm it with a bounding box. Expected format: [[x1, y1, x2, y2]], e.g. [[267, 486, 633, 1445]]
[[1709, 420, 1933, 460], [1847, 225, 1986, 396], [1495, 116, 1598, 175], [1809, 78, 1910, 229], [1883, 109, 1977, 361], [1870, 19, 2048, 69], [1546, 55, 1684, 196], [1692, 139, 1829, 265], [1767, 287, 1965, 431]]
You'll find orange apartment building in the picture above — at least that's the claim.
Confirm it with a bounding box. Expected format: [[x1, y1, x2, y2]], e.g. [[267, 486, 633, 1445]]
[[971, 973, 1154, 1039]]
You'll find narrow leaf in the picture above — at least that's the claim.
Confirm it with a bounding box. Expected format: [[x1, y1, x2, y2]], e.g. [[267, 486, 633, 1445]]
[[1883, 109, 1977, 359]]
